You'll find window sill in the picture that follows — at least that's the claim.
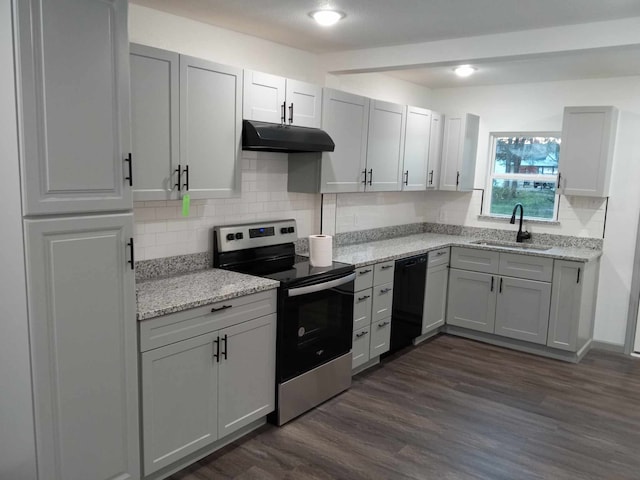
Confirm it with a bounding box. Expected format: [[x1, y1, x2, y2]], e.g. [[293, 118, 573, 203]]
[[477, 215, 560, 226]]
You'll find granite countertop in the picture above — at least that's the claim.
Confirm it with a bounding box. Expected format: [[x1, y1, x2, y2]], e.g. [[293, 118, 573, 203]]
[[331, 233, 602, 267], [136, 269, 279, 321]]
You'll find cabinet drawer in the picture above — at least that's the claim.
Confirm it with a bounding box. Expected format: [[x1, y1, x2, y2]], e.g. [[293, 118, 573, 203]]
[[450, 247, 500, 274], [353, 288, 373, 331], [352, 327, 371, 369], [370, 318, 392, 357], [139, 290, 277, 352], [499, 253, 553, 282], [372, 282, 394, 322], [374, 261, 395, 286], [354, 266, 374, 291], [428, 247, 450, 267]]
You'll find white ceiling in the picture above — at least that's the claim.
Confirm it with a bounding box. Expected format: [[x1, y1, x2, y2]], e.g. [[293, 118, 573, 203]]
[[131, 0, 640, 87]]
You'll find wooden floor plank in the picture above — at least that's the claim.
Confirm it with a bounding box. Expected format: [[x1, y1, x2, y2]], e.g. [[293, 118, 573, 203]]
[[170, 335, 640, 480]]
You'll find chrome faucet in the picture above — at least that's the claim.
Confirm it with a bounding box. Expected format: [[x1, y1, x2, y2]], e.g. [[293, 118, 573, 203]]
[[510, 203, 531, 243]]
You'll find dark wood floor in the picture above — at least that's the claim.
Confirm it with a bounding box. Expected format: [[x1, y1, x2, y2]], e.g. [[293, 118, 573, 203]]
[[170, 335, 640, 480]]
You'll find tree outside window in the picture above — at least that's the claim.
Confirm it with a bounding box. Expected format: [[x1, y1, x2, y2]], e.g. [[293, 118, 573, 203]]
[[488, 133, 560, 220]]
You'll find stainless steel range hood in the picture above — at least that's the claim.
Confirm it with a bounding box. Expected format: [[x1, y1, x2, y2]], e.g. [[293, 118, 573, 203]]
[[242, 120, 335, 153]]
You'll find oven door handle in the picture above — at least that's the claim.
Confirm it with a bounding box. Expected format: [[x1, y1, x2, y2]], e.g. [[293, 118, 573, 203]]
[[287, 272, 356, 297]]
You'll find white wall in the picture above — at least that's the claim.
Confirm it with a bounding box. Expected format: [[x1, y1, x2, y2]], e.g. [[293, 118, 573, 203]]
[[428, 76, 640, 346], [326, 72, 432, 107]]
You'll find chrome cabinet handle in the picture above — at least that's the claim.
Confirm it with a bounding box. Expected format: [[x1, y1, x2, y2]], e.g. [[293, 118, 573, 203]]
[[378, 321, 390, 328], [356, 331, 369, 338]]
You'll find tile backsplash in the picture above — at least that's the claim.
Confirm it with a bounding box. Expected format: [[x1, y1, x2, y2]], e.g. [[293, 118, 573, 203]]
[[135, 155, 605, 261], [133, 151, 320, 260]]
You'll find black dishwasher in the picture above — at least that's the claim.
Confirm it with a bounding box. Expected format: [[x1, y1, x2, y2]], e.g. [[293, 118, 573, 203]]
[[389, 254, 428, 353]]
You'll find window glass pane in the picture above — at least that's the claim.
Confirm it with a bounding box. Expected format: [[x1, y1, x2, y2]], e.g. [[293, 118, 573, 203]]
[[493, 136, 560, 175], [490, 179, 556, 220]]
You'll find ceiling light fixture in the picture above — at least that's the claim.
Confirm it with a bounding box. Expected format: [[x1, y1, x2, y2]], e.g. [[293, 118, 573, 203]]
[[454, 65, 476, 77], [310, 9, 345, 27]]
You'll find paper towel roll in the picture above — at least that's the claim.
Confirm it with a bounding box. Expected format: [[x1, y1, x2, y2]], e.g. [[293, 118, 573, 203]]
[[309, 235, 333, 267]]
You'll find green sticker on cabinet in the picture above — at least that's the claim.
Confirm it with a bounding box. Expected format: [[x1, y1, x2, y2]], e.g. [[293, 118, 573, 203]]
[[182, 194, 190, 217]]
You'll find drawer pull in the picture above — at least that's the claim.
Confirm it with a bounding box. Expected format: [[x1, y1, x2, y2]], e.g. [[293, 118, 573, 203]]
[[436, 251, 447, 256], [380, 287, 392, 294], [211, 305, 232, 313], [356, 331, 369, 338], [380, 265, 393, 270], [358, 295, 371, 301], [378, 321, 390, 328], [358, 269, 372, 275]]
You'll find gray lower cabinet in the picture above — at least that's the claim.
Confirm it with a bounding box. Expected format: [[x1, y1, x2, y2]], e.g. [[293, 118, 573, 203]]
[[370, 319, 392, 357], [447, 269, 497, 333], [352, 327, 371, 369], [16, 0, 132, 215], [372, 282, 394, 322], [140, 307, 276, 476], [25, 213, 139, 480], [547, 260, 597, 352], [494, 276, 551, 344], [422, 262, 448, 334]]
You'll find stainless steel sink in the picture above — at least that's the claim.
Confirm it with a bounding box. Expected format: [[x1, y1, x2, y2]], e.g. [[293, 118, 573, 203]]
[[470, 240, 553, 251]]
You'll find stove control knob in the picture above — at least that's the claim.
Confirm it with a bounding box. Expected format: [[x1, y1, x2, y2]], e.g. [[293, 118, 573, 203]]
[[280, 227, 288, 234], [288, 227, 295, 233], [235, 232, 243, 240], [226, 233, 235, 241]]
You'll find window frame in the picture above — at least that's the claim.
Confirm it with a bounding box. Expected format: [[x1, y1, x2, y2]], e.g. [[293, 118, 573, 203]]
[[486, 131, 561, 221]]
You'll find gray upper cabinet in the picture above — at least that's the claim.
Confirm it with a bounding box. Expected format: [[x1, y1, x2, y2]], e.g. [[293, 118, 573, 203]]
[[320, 89, 370, 193], [426, 111, 444, 190], [447, 269, 497, 333], [180, 55, 242, 199], [559, 106, 618, 197], [243, 70, 322, 128], [25, 213, 139, 480], [16, 0, 132, 215], [402, 106, 431, 191], [130, 44, 180, 201], [439, 113, 480, 192], [366, 100, 407, 191], [494, 276, 551, 345]]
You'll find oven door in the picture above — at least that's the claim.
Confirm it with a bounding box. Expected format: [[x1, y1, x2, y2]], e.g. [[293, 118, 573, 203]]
[[278, 272, 355, 382]]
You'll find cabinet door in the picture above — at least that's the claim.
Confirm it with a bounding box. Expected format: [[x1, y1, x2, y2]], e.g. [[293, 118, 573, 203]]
[[495, 277, 551, 345], [440, 113, 479, 192], [426, 112, 443, 190], [353, 288, 373, 331], [402, 106, 431, 191], [286, 78, 322, 128], [366, 100, 406, 192], [218, 314, 276, 438], [423, 263, 448, 334], [370, 319, 392, 357], [560, 106, 618, 197], [130, 44, 179, 201], [180, 56, 242, 199], [547, 261, 583, 351], [320, 89, 369, 193], [352, 327, 371, 369], [446, 269, 496, 333], [16, 0, 132, 215], [243, 70, 286, 124], [372, 283, 394, 322], [141, 333, 218, 475], [25, 214, 139, 480]]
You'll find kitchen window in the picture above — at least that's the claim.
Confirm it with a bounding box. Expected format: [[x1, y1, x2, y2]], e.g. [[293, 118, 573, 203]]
[[487, 133, 560, 221]]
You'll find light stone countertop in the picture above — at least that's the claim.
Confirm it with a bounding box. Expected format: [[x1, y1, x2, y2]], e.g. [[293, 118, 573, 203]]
[[136, 269, 279, 321], [331, 233, 602, 267]]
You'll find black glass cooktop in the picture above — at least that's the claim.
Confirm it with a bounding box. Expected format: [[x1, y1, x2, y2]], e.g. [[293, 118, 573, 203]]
[[260, 258, 354, 286]]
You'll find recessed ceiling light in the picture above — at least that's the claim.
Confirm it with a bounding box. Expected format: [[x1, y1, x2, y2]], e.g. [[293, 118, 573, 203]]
[[309, 10, 345, 27], [454, 65, 477, 77]]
